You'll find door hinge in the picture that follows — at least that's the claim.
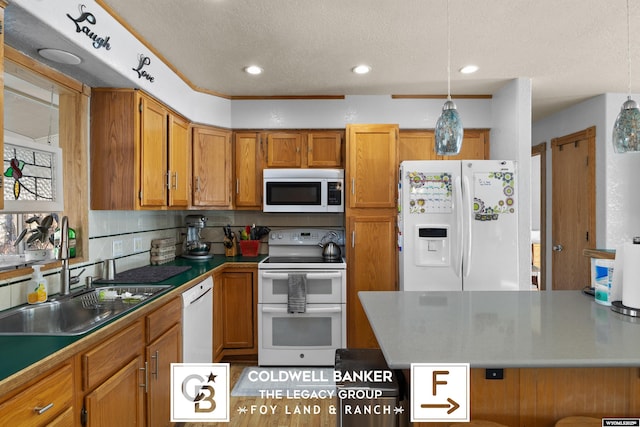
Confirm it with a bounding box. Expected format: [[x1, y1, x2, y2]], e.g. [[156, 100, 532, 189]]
[[586, 231, 589, 241], [81, 407, 88, 426], [139, 190, 143, 200], [139, 99, 143, 113]]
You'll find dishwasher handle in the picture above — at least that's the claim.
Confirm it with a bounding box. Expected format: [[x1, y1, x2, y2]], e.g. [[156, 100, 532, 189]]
[[182, 277, 214, 307]]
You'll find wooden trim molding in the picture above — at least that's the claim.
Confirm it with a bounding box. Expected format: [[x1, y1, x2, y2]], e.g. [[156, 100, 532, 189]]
[[391, 94, 493, 99], [531, 142, 547, 290]]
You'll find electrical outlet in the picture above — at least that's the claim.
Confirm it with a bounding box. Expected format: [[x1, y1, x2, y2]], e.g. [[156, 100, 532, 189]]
[[112, 240, 123, 257], [134, 237, 143, 252]]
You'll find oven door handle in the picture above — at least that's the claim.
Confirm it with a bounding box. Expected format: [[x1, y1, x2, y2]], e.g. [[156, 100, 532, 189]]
[[261, 272, 342, 280], [305, 272, 343, 280], [261, 305, 343, 314], [260, 272, 291, 280]]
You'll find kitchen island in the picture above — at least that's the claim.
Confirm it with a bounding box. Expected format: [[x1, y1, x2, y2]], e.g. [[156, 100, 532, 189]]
[[360, 290, 640, 426]]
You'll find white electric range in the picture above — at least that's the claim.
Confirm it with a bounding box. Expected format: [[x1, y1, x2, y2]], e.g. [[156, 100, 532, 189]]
[[257, 228, 346, 366]]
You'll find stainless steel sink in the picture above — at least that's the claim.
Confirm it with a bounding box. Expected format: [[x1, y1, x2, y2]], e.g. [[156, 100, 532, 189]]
[[0, 285, 172, 336]]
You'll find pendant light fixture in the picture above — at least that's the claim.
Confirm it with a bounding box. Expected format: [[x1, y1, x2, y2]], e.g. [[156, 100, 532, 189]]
[[435, 0, 463, 156], [612, 0, 640, 153]]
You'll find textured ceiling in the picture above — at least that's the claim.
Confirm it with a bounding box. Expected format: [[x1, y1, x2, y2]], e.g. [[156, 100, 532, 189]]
[[5, 0, 640, 122]]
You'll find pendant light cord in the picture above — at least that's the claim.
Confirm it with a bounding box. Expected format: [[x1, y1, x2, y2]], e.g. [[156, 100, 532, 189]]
[[447, 0, 451, 101]]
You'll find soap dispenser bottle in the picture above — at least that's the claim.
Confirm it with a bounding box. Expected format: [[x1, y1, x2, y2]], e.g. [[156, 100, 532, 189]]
[[27, 265, 48, 304]]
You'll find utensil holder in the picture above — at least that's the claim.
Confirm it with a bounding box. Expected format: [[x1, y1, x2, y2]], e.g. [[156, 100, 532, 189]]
[[239, 240, 259, 257], [224, 237, 238, 257]]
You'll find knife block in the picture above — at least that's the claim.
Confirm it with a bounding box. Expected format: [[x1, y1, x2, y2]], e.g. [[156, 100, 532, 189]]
[[224, 237, 238, 257]]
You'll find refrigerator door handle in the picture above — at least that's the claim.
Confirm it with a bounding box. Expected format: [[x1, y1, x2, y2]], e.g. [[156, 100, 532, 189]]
[[462, 175, 473, 278], [454, 176, 463, 277]]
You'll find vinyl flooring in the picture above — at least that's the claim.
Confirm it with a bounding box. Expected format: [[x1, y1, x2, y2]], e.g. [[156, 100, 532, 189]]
[[178, 363, 338, 427]]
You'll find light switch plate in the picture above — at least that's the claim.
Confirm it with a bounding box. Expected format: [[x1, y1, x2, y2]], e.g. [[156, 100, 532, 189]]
[[133, 237, 143, 252], [112, 240, 123, 257]]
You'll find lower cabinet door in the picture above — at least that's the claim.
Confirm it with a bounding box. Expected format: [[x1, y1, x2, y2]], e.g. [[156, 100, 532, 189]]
[[147, 324, 181, 427], [84, 356, 145, 426]]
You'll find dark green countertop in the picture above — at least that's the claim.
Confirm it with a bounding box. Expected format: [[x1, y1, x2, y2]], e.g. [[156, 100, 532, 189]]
[[0, 254, 266, 382]]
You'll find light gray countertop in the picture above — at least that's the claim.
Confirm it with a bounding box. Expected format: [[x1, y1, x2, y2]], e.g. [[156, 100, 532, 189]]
[[359, 290, 640, 369]]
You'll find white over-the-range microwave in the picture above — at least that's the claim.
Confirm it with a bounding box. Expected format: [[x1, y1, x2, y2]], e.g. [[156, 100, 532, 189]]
[[263, 168, 344, 213]]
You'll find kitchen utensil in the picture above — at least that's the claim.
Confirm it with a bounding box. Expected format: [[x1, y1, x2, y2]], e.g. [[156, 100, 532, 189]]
[[104, 259, 116, 280]]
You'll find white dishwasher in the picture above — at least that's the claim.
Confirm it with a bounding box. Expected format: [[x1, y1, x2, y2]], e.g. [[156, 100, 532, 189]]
[[181, 276, 213, 362]]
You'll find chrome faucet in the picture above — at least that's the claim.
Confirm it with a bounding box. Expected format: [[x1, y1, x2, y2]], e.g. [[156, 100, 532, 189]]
[[58, 216, 70, 295]]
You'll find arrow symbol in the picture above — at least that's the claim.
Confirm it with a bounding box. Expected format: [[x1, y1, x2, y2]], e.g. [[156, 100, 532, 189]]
[[421, 397, 460, 414]]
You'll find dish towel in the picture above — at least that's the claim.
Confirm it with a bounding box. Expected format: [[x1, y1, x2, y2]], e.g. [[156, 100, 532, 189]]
[[287, 274, 307, 313]]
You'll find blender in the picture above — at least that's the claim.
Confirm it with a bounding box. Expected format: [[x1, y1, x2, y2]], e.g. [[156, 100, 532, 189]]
[[183, 215, 213, 259]]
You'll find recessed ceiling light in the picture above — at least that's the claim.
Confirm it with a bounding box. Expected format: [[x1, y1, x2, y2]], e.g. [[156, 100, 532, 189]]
[[352, 65, 371, 75], [459, 65, 479, 74], [37, 48, 82, 65], [244, 65, 263, 75]]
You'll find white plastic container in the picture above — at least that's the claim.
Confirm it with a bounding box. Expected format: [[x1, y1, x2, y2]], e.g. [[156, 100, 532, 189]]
[[27, 264, 48, 304]]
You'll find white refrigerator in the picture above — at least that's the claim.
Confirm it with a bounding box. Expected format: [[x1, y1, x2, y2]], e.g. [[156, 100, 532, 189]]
[[398, 160, 522, 291]]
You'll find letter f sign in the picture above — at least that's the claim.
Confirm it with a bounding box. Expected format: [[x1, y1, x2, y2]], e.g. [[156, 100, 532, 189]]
[[432, 370, 449, 395]]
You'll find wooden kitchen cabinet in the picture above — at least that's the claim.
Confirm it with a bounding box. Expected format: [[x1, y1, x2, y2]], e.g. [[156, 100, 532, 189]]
[[346, 215, 397, 348], [347, 124, 398, 208], [398, 129, 489, 161], [81, 320, 145, 426], [234, 132, 263, 209], [265, 131, 343, 168], [90, 88, 190, 210], [192, 126, 233, 208], [307, 131, 343, 167], [145, 297, 181, 427], [84, 356, 145, 427], [168, 113, 191, 207], [345, 123, 398, 349], [398, 131, 438, 162], [437, 128, 489, 160], [146, 324, 180, 427], [266, 132, 303, 167], [214, 268, 258, 359], [0, 361, 74, 426]]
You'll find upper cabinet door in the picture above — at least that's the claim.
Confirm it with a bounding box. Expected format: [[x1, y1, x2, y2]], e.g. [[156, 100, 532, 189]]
[[307, 131, 343, 167], [346, 124, 398, 209], [266, 133, 303, 167], [234, 132, 263, 209], [192, 126, 232, 208], [168, 114, 190, 207], [398, 131, 438, 162], [139, 95, 168, 208], [437, 129, 489, 160]]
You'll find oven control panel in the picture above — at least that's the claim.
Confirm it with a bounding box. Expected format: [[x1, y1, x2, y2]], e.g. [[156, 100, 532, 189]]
[[269, 228, 344, 246]]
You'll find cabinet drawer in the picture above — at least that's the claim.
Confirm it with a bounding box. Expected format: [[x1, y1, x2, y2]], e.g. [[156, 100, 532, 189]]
[[82, 319, 144, 391], [146, 296, 181, 344], [0, 363, 74, 426]]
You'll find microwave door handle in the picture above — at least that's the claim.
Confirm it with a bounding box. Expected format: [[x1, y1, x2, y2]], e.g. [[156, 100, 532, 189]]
[[322, 179, 327, 208]]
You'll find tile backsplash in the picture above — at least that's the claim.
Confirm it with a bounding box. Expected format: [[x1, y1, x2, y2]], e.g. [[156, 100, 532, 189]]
[[0, 209, 344, 310]]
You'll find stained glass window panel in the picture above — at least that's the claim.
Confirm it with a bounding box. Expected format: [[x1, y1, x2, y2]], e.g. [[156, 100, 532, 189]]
[[4, 143, 56, 201]]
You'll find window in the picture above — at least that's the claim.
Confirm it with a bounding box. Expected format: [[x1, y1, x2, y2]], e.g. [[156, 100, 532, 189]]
[[0, 69, 62, 268]]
